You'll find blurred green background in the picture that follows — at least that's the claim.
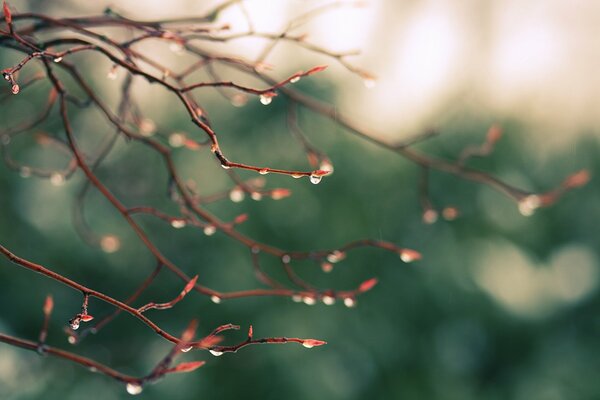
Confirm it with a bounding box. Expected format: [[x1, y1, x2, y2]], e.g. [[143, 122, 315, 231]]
[[1, 1, 600, 399]]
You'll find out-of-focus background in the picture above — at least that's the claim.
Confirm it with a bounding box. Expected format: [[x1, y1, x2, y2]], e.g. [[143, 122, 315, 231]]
[[1, 1, 599, 399]]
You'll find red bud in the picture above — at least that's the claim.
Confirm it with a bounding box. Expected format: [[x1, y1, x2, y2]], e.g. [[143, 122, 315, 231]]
[[358, 278, 378, 293]]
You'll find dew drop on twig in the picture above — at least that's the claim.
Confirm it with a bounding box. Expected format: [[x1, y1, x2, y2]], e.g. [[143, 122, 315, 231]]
[[171, 219, 186, 229], [126, 383, 143, 395], [259, 94, 272, 105], [209, 350, 223, 357], [309, 174, 322, 184]]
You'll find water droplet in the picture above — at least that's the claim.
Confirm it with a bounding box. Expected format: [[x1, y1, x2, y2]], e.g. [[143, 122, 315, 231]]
[[67, 335, 77, 344], [281, 254, 291, 264], [344, 297, 356, 308], [518, 195, 541, 216], [322, 296, 335, 305], [363, 78, 376, 89], [139, 118, 156, 137], [53, 56, 63, 63], [251, 192, 262, 201], [291, 294, 302, 302], [290, 76, 300, 83], [258, 169, 269, 175], [19, 167, 32, 178], [309, 174, 322, 185], [181, 346, 193, 353], [210, 295, 221, 304], [50, 173, 65, 186], [209, 349, 223, 357], [231, 94, 248, 107], [3, 73, 10, 81], [100, 235, 120, 253], [203, 225, 216, 236], [422, 209, 438, 224], [259, 94, 273, 105], [303, 296, 316, 305], [229, 188, 245, 203], [221, 164, 231, 169], [302, 341, 314, 349], [321, 262, 333, 273], [11, 84, 20, 95], [126, 382, 143, 395], [326, 251, 345, 264], [169, 132, 186, 147], [89, 366, 98, 373], [70, 320, 80, 330], [251, 246, 260, 254], [292, 173, 303, 179], [171, 219, 186, 229], [399, 249, 420, 263]]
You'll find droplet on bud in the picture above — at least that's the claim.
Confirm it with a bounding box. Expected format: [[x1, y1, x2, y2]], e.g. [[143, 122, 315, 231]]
[[281, 254, 291, 264], [309, 174, 322, 184], [100, 235, 120, 253], [344, 297, 356, 308], [209, 349, 223, 357], [291, 294, 302, 302], [326, 250, 345, 264], [126, 383, 143, 395], [180, 346, 193, 353], [69, 320, 80, 330], [302, 296, 316, 305], [422, 209, 438, 224], [399, 249, 421, 263], [290, 76, 301, 83], [203, 225, 216, 236], [259, 94, 273, 105], [302, 341, 315, 349], [321, 262, 333, 273], [171, 219, 186, 229], [518, 195, 541, 216], [258, 169, 269, 175], [11, 84, 19, 95], [53, 56, 63, 63], [229, 188, 245, 203], [50, 173, 65, 186], [221, 164, 231, 169], [210, 295, 221, 304], [169, 132, 186, 147], [251, 192, 262, 201], [322, 295, 335, 305]]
